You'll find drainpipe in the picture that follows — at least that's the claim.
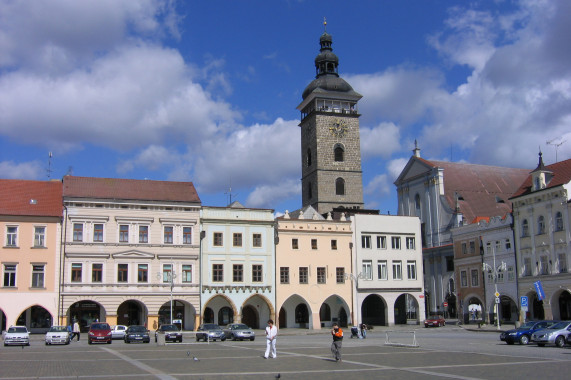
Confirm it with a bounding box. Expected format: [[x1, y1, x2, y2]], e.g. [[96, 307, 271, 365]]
[[58, 203, 68, 325]]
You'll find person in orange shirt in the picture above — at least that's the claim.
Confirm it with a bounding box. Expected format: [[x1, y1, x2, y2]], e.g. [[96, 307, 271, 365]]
[[331, 323, 343, 362]]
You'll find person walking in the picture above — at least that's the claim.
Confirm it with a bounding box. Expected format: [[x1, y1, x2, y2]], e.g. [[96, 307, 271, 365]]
[[72, 319, 81, 341], [263, 319, 278, 359], [331, 323, 343, 362]]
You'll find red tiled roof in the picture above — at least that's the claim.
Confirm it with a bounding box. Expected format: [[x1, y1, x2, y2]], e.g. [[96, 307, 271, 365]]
[[510, 157, 571, 199], [429, 160, 529, 222], [0, 179, 62, 217], [62, 176, 201, 203]]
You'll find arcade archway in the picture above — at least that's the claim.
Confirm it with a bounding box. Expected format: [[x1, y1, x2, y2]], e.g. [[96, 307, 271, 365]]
[[117, 300, 146, 327], [394, 294, 419, 325], [17, 305, 53, 333], [361, 294, 387, 326], [69, 301, 105, 332]]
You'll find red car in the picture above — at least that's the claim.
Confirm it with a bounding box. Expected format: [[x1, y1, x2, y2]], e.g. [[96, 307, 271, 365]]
[[424, 316, 446, 327], [88, 322, 112, 344]]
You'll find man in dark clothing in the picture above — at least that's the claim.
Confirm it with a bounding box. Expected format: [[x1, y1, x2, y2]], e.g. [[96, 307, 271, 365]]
[[331, 323, 343, 362]]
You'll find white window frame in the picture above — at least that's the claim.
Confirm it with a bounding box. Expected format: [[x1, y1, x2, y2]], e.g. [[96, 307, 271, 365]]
[[34, 226, 46, 247], [31, 264, 45, 288], [377, 235, 387, 249], [392, 261, 402, 280], [361, 235, 371, 249], [362, 260, 372, 280], [406, 261, 416, 280], [3, 264, 17, 287], [391, 236, 401, 250], [377, 260, 387, 280], [406, 237, 415, 250]]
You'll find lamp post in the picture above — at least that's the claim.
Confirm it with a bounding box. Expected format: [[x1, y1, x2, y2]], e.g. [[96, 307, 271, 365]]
[[344, 272, 364, 326], [482, 248, 506, 331], [157, 262, 177, 324]]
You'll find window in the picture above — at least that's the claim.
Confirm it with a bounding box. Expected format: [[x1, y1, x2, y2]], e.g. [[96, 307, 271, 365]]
[[377, 235, 386, 249], [460, 270, 467, 287], [182, 265, 192, 282], [299, 267, 308, 284], [555, 212, 564, 231], [212, 264, 223, 282], [137, 264, 148, 283], [522, 219, 529, 237], [233, 264, 243, 282], [311, 239, 318, 250], [3, 264, 16, 287], [92, 264, 102, 283], [163, 264, 173, 283], [392, 261, 402, 280], [164, 226, 173, 244], [487, 270, 494, 284], [331, 239, 337, 250], [495, 240, 501, 252], [334, 145, 344, 162], [336, 267, 345, 283], [558, 253, 568, 273], [119, 225, 129, 243], [118, 264, 128, 282], [34, 227, 46, 247], [73, 224, 83, 242], [292, 238, 299, 249], [6, 226, 18, 246], [93, 224, 103, 242], [446, 257, 454, 271], [391, 236, 401, 249], [71, 263, 82, 282], [497, 268, 504, 283], [507, 266, 515, 281], [486, 242, 492, 255], [317, 267, 326, 284], [31, 265, 45, 288], [469, 241, 475, 254], [406, 237, 415, 250], [523, 257, 532, 276], [461, 242, 467, 255], [407, 261, 417, 280], [540, 255, 549, 275], [377, 260, 387, 280], [306, 148, 312, 166], [471, 269, 479, 286], [213, 232, 223, 246], [362, 260, 372, 280], [139, 226, 148, 243], [537, 216, 545, 235], [280, 267, 289, 284], [252, 233, 262, 248], [233, 233, 242, 247], [361, 235, 371, 249], [252, 265, 263, 282], [335, 178, 345, 195], [183, 227, 192, 244], [505, 239, 511, 250], [414, 194, 421, 216]]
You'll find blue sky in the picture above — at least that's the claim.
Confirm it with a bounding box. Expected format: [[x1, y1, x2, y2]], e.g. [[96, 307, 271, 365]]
[[1, 0, 570, 215]]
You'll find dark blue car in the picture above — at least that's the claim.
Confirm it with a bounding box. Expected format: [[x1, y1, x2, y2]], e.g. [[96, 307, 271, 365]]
[[500, 320, 557, 345]]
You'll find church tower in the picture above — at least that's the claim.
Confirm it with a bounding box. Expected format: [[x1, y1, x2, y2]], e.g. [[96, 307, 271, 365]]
[[297, 22, 364, 214]]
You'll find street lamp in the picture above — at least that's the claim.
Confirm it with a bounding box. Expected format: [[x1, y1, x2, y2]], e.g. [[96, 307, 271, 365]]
[[482, 255, 506, 331], [157, 262, 177, 324]]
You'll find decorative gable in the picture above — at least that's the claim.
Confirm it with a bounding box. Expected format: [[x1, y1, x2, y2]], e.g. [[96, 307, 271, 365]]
[[112, 250, 156, 259]]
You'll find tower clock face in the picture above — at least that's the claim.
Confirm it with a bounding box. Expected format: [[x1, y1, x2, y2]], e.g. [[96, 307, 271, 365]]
[[329, 118, 348, 138]]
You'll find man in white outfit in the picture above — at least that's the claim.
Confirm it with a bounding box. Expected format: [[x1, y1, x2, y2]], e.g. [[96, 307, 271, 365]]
[[264, 319, 278, 359]]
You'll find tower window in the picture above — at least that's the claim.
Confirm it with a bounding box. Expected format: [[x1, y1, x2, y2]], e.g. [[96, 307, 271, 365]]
[[306, 148, 312, 166], [334, 145, 344, 162], [308, 182, 312, 199], [335, 178, 345, 195]]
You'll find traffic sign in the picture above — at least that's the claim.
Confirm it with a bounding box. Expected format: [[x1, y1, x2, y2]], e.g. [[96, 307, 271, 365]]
[[495, 297, 500, 304], [443, 302, 448, 307], [521, 296, 528, 307], [494, 291, 500, 298]]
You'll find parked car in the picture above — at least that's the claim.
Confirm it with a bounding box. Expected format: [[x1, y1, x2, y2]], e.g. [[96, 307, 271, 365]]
[[531, 321, 571, 347], [3, 326, 30, 346], [500, 320, 557, 345], [424, 316, 446, 328], [222, 323, 256, 341], [45, 325, 71, 345], [124, 325, 150, 343], [111, 325, 128, 340], [154, 324, 182, 343], [196, 323, 226, 342], [88, 322, 112, 344]]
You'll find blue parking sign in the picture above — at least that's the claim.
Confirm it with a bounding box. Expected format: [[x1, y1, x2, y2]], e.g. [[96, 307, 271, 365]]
[[521, 296, 528, 307]]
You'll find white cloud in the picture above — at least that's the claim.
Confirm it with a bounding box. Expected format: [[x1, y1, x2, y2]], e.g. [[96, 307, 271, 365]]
[[360, 122, 401, 160], [245, 179, 301, 209], [0, 160, 44, 179]]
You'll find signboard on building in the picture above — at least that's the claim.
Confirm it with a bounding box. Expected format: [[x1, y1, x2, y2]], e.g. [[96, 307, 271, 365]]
[[533, 281, 545, 301]]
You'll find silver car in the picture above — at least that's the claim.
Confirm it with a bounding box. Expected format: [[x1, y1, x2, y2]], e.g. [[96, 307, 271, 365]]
[[45, 326, 71, 345], [4, 326, 30, 346], [111, 325, 127, 340], [223, 323, 256, 341], [531, 321, 571, 347]]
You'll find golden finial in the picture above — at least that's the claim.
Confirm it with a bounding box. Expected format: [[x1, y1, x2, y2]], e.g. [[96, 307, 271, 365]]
[[323, 17, 327, 32]]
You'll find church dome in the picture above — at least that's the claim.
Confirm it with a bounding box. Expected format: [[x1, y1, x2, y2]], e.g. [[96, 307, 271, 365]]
[[302, 76, 355, 100]]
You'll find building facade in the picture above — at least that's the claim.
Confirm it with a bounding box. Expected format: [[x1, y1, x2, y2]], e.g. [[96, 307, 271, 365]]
[[61, 176, 201, 331], [275, 206, 353, 329], [200, 202, 276, 329], [0, 180, 62, 332], [350, 214, 425, 326], [510, 154, 571, 321], [297, 24, 364, 214]]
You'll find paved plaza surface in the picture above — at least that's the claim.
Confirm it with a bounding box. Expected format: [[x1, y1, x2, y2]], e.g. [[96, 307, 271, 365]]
[[1, 326, 570, 380]]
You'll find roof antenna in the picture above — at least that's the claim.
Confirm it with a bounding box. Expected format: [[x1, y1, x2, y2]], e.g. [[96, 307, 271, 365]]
[[47, 152, 53, 179], [546, 138, 566, 163], [224, 180, 238, 206]]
